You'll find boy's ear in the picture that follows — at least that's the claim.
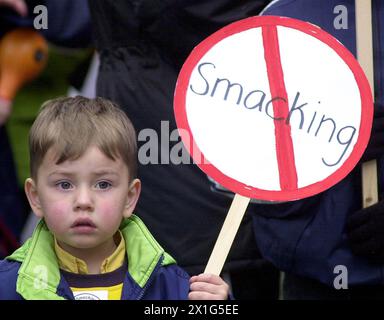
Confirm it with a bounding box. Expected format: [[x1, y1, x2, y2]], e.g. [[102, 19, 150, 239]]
[[123, 179, 141, 218], [25, 178, 44, 218]]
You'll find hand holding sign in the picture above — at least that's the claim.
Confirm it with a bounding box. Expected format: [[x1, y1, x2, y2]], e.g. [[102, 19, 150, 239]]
[[174, 16, 373, 275]]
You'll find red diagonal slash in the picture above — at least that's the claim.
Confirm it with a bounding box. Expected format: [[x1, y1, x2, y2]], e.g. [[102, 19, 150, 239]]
[[262, 25, 298, 191]]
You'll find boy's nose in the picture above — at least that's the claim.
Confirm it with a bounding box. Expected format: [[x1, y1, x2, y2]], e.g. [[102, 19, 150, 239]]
[[74, 186, 94, 211]]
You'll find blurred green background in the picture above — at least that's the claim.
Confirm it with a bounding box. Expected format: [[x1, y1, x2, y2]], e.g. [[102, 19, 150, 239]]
[[6, 46, 91, 187]]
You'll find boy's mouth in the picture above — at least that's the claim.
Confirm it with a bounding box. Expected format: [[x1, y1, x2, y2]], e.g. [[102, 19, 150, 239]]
[[71, 218, 96, 229]]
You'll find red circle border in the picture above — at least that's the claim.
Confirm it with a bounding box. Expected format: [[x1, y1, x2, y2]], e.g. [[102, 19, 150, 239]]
[[174, 16, 373, 202]]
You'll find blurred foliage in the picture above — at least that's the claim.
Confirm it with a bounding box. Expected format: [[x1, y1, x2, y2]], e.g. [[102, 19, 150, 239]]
[[5, 46, 91, 186]]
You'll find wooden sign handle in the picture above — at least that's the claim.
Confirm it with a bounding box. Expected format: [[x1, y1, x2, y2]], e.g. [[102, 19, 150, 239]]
[[204, 193, 250, 275], [356, 0, 378, 208]]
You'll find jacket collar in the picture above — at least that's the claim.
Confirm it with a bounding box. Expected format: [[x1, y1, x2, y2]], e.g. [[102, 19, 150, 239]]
[[7, 215, 176, 300], [54, 231, 126, 274]]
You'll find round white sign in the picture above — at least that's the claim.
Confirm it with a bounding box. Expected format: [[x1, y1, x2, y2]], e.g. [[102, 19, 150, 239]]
[[174, 16, 373, 201]]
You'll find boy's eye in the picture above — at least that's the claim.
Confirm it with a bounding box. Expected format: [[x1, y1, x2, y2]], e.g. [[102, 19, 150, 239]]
[[96, 181, 111, 190], [57, 181, 72, 190]]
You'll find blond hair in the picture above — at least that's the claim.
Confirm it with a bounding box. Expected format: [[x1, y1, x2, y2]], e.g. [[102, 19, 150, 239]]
[[29, 96, 137, 181]]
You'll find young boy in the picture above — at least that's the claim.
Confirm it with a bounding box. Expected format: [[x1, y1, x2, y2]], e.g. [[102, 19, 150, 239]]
[[0, 96, 229, 300]]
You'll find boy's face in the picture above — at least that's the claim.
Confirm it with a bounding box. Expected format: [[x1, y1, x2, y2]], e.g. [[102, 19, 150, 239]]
[[25, 146, 140, 255]]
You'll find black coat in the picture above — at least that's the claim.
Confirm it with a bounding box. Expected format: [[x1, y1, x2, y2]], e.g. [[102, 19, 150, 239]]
[[88, 0, 271, 274]]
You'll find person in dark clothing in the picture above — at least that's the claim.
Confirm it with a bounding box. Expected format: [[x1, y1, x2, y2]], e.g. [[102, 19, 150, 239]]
[[0, 0, 32, 258], [87, 0, 279, 299], [252, 0, 384, 299], [0, 0, 92, 258]]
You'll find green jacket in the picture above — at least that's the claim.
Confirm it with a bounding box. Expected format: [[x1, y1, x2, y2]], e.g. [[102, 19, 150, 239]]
[[0, 215, 190, 300]]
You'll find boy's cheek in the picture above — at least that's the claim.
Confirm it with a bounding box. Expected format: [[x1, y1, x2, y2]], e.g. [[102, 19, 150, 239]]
[[97, 201, 126, 222], [98, 201, 119, 216], [42, 200, 71, 224]]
